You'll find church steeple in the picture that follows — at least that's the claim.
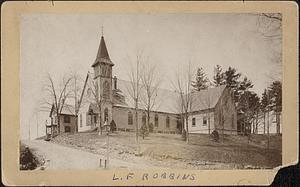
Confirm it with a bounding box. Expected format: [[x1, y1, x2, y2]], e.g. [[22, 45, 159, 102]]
[[91, 30, 113, 67], [90, 29, 114, 129]]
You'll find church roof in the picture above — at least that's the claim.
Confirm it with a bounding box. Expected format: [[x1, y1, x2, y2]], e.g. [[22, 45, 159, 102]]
[[83, 79, 227, 115], [114, 79, 181, 114], [92, 36, 114, 67], [113, 78, 227, 114]]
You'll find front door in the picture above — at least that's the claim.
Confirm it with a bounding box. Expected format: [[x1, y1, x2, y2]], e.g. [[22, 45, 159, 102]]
[[104, 108, 108, 122]]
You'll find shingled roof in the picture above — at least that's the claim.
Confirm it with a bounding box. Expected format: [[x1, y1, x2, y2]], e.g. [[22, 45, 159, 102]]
[[112, 78, 226, 114], [92, 36, 114, 67], [114, 79, 181, 114]]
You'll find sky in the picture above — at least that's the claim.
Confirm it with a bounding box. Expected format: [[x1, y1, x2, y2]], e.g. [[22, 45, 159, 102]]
[[20, 13, 281, 140]]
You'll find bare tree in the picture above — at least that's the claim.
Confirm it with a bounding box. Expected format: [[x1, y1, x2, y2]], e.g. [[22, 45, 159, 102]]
[[140, 62, 161, 133], [174, 92, 185, 134], [40, 73, 72, 134], [87, 72, 104, 135], [257, 13, 282, 39], [172, 61, 194, 144], [125, 54, 143, 145], [257, 13, 282, 82], [67, 71, 87, 133]]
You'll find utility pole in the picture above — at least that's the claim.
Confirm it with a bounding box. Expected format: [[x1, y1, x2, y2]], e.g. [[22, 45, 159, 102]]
[[75, 75, 78, 133], [135, 57, 139, 144], [36, 112, 39, 138], [28, 119, 31, 140], [267, 92, 270, 150], [267, 108, 270, 149], [106, 131, 109, 169]]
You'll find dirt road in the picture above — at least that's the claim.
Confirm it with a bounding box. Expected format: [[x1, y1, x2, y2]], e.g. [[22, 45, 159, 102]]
[[21, 140, 155, 170]]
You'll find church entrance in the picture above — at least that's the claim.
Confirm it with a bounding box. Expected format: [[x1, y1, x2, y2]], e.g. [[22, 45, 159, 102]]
[[104, 108, 108, 122]]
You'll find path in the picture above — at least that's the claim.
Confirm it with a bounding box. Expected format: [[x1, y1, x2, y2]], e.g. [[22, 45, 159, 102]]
[[21, 140, 155, 170]]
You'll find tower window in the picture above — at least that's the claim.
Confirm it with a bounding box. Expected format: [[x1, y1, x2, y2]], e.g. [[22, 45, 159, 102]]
[[103, 81, 110, 99], [95, 67, 100, 77]]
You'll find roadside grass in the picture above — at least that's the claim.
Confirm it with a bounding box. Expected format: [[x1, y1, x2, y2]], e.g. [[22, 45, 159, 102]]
[[50, 131, 281, 169]]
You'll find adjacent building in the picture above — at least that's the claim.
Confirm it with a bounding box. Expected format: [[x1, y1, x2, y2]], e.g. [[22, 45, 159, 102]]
[[48, 104, 77, 136]]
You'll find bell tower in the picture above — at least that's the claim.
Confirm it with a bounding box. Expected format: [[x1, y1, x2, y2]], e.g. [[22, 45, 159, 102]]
[[91, 30, 114, 127]]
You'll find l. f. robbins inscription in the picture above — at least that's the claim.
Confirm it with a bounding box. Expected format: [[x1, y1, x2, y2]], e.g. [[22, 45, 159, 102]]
[[113, 172, 196, 181]]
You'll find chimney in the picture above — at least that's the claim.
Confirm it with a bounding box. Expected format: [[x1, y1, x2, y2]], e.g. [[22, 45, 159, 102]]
[[113, 76, 117, 90]]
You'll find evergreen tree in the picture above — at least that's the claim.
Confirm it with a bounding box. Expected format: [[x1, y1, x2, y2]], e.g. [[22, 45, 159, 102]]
[[251, 94, 261, 134], [269, 81, 282, 112], [213, 65, 225, 86], [237, 76, 254, 104], [238, 91, 259, 135], [268, 81, 282, 134], [261, 89, 271, 111], [224, 66, 241, 89], [261, 89, 271, 134], [223, 67, 242, 103], [191, 67, 210, 91], [239, 77, 254, 93]]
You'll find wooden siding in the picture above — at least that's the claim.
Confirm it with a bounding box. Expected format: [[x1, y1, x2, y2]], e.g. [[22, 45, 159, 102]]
[[214, 87, 237, 134]]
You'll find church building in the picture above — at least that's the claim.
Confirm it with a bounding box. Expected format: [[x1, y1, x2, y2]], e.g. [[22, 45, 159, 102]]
[[59, 32, 238, 135]]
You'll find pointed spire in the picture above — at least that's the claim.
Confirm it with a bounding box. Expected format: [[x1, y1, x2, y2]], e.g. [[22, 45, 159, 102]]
[[96, 36, 110, 60], [92, 28, 114, 67]]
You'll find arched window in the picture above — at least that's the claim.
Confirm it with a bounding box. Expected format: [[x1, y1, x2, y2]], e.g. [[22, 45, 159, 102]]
[[104, 108, 108, 122], [94, 115, 97, 123], [128, 111, 133, 125], [166, 116, 170, 128], [155, 114, 159, 127], [103, 81, 110, 99], [176, 119, 182, 129], [192, 118, 196, 127], [203, 116, 207, 126], [142, 113, 146, 126]]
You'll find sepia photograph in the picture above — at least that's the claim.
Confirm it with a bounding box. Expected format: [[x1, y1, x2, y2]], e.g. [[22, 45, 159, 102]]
[[19, 12, 283, 171], [2, 1, 299, 186]]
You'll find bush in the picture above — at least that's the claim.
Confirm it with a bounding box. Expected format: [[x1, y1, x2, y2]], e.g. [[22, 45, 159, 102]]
[[110, 120, 117, 132], [20, 146, 38, 170], [140, 124, 149, 139], [211, 130, 219, 142], [148, 122, 154, 133]]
